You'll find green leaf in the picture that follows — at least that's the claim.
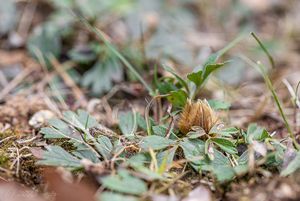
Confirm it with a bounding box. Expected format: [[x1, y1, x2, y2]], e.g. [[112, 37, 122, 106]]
[[118, 111, 137, 137], [163, 65, 189, 93], [210, 127, 239, 137], [101, 170, 147, 195], [179, 138, 206, 168], [100, 192, 138, 201], [136, 113, 147, 131], [38, 146, 82, 169], [187, 62, 227, 89], [212, 165, 235, 182], [40, 110, 98, 142], [157, 146, 178, 172], [63, 110, 98, 130], [140, 136, 175, 151], [281, 151, 300, 176], [167, 89, 188, 108], [211, 138, 237, 154], [72, 143, 100, 163], [95, 136, 113, 160], [187, 70, 202, 87], [208, 99, 231, 110], [82, 58, 123, 95], [246, 123, 270, 142], [27, 24, 61, 60], [152, 125, 167, 137], [202, 62, 227, 82]]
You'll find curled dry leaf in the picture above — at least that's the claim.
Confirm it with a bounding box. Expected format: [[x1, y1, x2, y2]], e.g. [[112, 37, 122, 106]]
[[178, 99, 218, 134]]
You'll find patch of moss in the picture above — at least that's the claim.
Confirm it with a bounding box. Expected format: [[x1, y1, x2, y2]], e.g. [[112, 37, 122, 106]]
[[0, 150, 9, 167]]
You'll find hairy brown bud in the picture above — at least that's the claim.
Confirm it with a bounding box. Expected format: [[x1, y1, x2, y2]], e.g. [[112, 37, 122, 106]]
[[178, 99, 218, 134]]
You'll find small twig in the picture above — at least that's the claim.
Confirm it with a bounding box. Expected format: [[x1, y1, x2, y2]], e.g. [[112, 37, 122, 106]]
[[16, 136, 38, 145], [165, 105, 175, 139], [49, 55, 88, 107], [0, 67, 34, 100], [17, 0, 37, 39], [155, 171, 190, 194], [0, 136, 15, 144]]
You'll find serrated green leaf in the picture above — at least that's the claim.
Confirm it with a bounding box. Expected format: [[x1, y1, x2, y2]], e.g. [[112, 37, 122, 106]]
[[63, 110, 98, 131], [38, 146, 82, 169], [140, 136, 175, 151]]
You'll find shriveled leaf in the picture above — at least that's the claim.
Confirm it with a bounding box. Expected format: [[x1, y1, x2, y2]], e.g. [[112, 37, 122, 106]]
[[140, 136, 175, 151]]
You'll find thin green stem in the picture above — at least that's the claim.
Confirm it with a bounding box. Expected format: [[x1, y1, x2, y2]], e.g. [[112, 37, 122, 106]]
[[240, 55, 299, 150], [74, 13, 154, 95], [251, 32, 275, 69]]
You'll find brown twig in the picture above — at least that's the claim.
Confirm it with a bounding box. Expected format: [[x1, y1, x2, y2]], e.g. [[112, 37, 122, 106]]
[[0, 67, 34, 100], [49, 56, 88, 108]]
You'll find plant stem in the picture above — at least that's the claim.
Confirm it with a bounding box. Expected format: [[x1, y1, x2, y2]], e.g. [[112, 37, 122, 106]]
[[75, 13, 154, 95], [251, 32, 275, 69], [240, 55, 299, 150]]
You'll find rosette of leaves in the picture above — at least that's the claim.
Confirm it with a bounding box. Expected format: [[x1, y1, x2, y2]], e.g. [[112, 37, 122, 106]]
[[79, 44, 123, 95]]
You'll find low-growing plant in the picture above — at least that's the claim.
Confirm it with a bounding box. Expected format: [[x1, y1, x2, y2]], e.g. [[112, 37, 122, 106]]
[[37, 32, 300, 201]]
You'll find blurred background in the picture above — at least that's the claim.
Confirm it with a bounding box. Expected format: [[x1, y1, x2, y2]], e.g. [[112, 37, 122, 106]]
[[0, 0, 299, 128]]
